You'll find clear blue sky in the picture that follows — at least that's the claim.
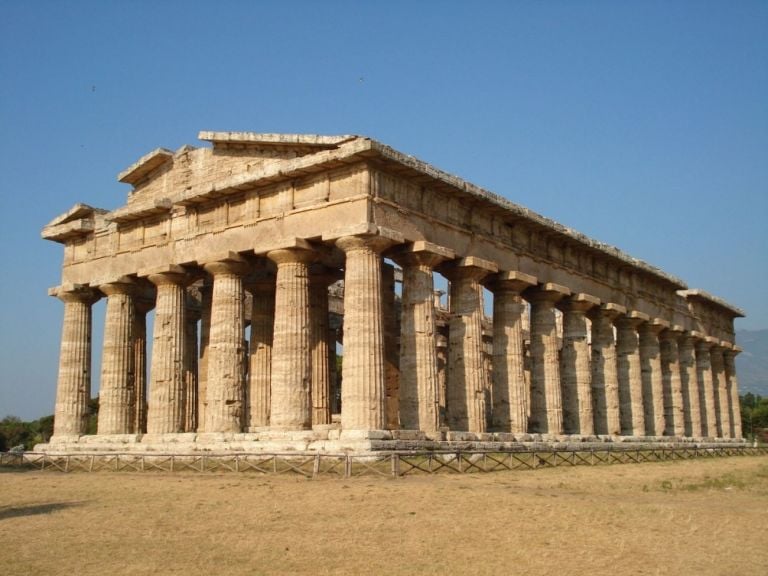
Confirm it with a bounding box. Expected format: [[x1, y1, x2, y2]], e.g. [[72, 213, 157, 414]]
[[1, 1, 766, 420]]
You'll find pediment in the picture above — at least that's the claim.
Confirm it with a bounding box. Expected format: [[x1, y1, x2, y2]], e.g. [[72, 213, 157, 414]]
[[42, 203, 107, 243]]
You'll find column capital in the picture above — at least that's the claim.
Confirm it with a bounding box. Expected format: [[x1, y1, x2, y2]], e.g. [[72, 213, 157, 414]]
[[49, 283, 100, 305], [524, 282, 570, 305], [335, 233, 401, 255], [266, 246, 316, 266], [202, 252, 250, 277], [616, 311, 649, 329], [439, 256, 498, 282], [389, 241, 455, 269], [588, 302, 627, 321], [98, 277, 140, 298], [557, 292, 600, 313], [139, 264, 191, 287], [642, 317, 670, 336], [488, 270, 538, 294]]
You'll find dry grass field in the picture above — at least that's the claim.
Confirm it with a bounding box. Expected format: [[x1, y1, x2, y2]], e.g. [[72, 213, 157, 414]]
[[1, 456, 766, 576]]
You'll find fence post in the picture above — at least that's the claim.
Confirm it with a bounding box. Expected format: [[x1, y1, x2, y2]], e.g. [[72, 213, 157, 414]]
[[313, 454, 321, 479]]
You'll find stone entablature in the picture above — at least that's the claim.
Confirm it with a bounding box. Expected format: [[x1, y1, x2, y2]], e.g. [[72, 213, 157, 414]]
[[40, 132, 745, 452]]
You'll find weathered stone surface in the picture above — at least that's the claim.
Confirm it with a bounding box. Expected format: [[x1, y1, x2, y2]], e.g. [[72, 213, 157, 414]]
[[658, 327, 684, 436], [203, 257, 248, 433], [525, 283, 569, 435], [51, 285, 99, 437], [244, 272, 275, 430], [392, 243, 453, 433], [336, 233, 398, 431], [97, 281, 137, 435], [267, 246, 314, 430], [41, 132, 746, 453], [558, 293, 599, 436], [616, 314, 646, 437], [589, 304, 625, 436], [678, 333, 702, 438], [442, 258, 498, 433], [145, 270, 188, 434], [490, 271, 537, 434]]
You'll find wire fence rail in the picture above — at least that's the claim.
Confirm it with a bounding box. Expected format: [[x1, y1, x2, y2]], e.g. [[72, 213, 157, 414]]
[[1, 446, 766, 478]]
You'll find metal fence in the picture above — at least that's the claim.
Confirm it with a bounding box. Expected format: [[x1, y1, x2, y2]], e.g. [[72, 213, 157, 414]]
[[2, 445, 766, 478]]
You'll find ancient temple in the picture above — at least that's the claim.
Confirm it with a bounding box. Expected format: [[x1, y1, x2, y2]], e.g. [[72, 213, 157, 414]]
[[39, 132, 745, 453]]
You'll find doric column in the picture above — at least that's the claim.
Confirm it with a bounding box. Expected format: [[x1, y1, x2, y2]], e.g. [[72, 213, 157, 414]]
[[196, 280, 212, 431], [133, 297, 153, 434], [97, 280, 137, 435], [309, 265, 340, 427], [695, 335, 716, 437], [616, 312, 647, 437], [640, 320, 668, 436], [489, 271, 537, 434], [51, 285, 100, 438], [267, 244, 315, 430], [678, 332, 702, 437], [244, 268, 275, 430], [201, 255, 248, 433], [724, 347, 743, 439], [658, 325, 685, 436], [145, 267, 188, 435], [524, 283, 570, 435], [442, 257, 498, 433], [183, 291, 201, 433], [328, 326, 340, 415], [558, 293, 599, 436], [711, 343, 729, 438], [381, 262, 400, 430], [335, 231, 401, 431], [589, 303, 625, 436], [436, 331, 448, 426], [391, 242, 453, 433]]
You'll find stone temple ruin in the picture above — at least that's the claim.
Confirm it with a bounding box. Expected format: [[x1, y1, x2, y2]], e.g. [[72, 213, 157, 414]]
[[38, 132, 745, 453]]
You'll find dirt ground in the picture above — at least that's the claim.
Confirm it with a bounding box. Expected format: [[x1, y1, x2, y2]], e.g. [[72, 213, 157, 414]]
[[1, 456, 766, 576]]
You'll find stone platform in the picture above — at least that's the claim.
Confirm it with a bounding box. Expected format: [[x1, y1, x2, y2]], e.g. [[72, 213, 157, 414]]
[[35, 429, 748, 456]]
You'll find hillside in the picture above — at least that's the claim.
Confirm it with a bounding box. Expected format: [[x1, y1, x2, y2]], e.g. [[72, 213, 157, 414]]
[[736, 329, 768, 397]]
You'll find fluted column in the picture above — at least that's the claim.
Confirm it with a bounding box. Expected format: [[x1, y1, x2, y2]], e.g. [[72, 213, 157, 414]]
[[392, 242, 453, 433], [678, 333, 702, 437], [695, 336, 716, 437], [97, 280, 137, 435], [336, 233, 400, 431], [589, 304, 625, 436], [525, 283, 570, 435], [711, 344, 729, 438], [145, 269, 188, 434], [658, 326, 685, 436], [183, 292, 201, 433], [201, 256, 248, 433], [381, 263, 400, 430], [616, 313, 646, 436], [196, 280, 212, 431], [489, 272, 537, 434], [558, 293, 599, 435], [640, 320, 667, 436], [244, 271, 275, 430], [436, 332, 448, 426], [51, 285, 99, 438], [442, 257, 497, 433], [267, 246, 315, 430], [133, 297, 153, 434], [309, 265, 340, 427], [724, 347, 742, 438]]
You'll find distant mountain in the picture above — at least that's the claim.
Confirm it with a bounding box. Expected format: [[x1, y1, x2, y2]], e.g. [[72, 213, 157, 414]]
[[736, 329, 768, 397]]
